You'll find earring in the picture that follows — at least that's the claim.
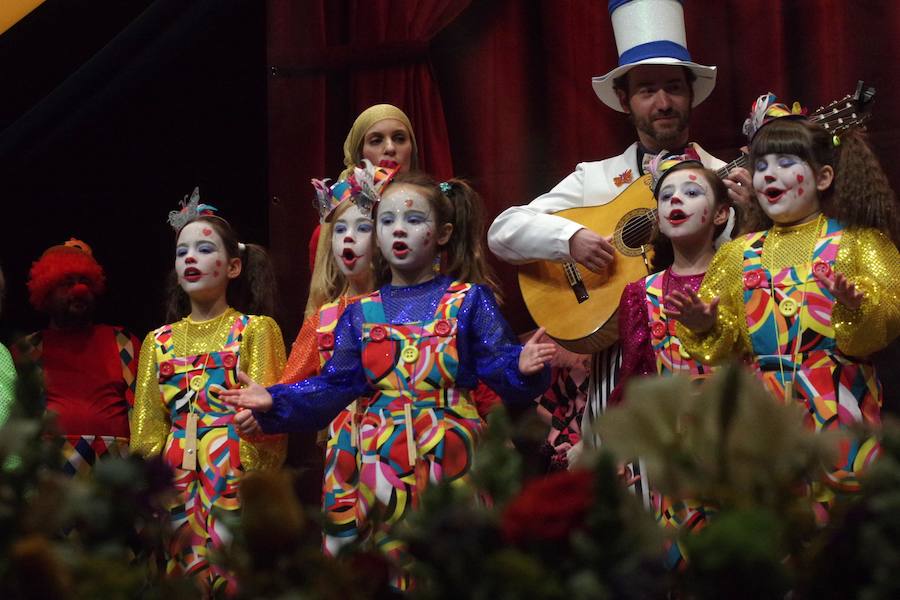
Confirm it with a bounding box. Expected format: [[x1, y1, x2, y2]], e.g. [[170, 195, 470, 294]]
[[432, 252, 442, 274]]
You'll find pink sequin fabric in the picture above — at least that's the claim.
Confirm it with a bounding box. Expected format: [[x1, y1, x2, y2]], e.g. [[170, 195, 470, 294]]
[[611, 269, 705, 406]]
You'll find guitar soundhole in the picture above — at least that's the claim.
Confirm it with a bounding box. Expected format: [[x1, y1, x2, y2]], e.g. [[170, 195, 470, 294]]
[[615, 208, 655, 256]]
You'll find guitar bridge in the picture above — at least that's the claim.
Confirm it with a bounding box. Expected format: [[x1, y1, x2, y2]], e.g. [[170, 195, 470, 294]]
[[563, 262, 589, 303]]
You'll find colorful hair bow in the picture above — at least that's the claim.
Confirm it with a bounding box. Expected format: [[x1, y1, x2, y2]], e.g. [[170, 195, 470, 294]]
[[648, 148, 703, 195], [742, 92, 807, 141]]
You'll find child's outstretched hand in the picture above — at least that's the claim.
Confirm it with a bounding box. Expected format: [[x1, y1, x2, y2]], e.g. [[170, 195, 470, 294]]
[[221, 371, 274, 412], [519, 327, 556, 375], [814, 269, 863, 310], [666, 289, 719, 333]]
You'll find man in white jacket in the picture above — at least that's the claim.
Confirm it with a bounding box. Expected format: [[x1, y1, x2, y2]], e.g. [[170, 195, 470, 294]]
[[487, 0, 750, 479]]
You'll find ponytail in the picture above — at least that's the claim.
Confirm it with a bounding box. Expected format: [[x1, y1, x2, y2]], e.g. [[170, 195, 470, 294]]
[[830, 130, 900, 244]]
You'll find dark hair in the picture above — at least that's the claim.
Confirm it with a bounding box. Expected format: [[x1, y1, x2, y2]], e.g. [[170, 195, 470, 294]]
[[165, 216, 278, 322], [373, 171, 501, 299], [612, 66, 697, 99], [650, 163, 738, 272], [747, 118, 900, 241]]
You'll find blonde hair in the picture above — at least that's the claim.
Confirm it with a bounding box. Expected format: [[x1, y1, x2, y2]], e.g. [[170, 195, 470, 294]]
[[304, 201, 374, 317], [339, 104, 418, 180]]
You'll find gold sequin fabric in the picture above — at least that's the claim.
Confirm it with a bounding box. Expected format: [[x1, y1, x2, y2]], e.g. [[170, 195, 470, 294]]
[[130, 307, 287, 470], [678, 218, 900, 362]]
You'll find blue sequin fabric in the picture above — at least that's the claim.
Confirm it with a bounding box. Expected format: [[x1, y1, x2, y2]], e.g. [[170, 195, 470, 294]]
[[258, 275, 549, 433]]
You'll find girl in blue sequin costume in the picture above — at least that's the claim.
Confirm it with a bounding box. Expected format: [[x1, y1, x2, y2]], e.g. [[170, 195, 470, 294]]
[[225, 171, 553, 590]]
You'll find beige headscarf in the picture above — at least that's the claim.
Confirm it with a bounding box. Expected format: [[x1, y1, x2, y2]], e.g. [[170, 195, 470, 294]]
[[338, 104, 418, 180]]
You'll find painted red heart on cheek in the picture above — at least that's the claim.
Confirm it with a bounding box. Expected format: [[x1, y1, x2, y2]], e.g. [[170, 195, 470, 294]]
[[796, 174, 804, 183], [202, 228, 213, 236]]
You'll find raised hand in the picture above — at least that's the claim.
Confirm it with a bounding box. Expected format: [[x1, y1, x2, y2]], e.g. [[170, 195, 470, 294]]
[[568, 228, 616, 273], [814, 269, 863, 310], [722, 164, 753, 209], [233, 408, 261, 436], [519, 327, 556, 375], [220, 371, 274, 412], [665, 289, 719, 333]]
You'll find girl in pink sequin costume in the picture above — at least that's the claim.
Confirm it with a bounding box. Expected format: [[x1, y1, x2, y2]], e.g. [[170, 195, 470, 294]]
[[612, 152, 738, 569]]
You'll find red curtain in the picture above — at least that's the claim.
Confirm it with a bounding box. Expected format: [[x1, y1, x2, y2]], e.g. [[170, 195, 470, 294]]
[[268, 0, 467, 338], [269, 0, 900, 337]]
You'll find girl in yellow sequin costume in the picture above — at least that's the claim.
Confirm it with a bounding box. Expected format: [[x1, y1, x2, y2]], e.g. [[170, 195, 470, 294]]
[[130, 189, 286, 595], [670, 94, 900, 521]]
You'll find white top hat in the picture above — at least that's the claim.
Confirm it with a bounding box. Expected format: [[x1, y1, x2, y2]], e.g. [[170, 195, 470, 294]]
[[592, 0, 717, 112]]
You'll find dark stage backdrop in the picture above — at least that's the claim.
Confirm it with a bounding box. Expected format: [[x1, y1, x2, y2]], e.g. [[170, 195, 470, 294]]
[[268, 0, 900, 339]]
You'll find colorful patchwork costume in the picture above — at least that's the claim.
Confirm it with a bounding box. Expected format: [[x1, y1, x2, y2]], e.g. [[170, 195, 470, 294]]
[[679, 216, 900, 519], [280, 294, 366, 556], [131, 307, 286, 595], [257, 275, 549, 590], [615, 269, 713, 568]]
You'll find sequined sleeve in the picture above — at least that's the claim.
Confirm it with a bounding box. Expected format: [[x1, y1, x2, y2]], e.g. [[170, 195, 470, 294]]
[[258, 306, 370, 434], [239, 315, 288, 470], [129, 331, 169, 457], [832, 227, 900, 357], [278, 313, 320, 385], [610, 280, 656, 405], [462, 284, 551, 406], [676, 239, 750, 364]]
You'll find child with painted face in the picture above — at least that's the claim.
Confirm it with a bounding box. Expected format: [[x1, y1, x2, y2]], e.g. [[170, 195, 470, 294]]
[[278, 163, 394, 558], [224, 171, 553, 591], [610, 152, 736, 570], [614, 152, 734, 398], [130, 189, 286, 596], [670, 94, 900, 521]]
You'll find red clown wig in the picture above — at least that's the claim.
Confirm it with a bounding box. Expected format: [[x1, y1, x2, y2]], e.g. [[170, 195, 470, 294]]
[[27, 238, 106, 311]]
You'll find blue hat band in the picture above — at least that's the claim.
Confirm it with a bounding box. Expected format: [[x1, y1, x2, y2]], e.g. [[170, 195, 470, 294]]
[[619, 40, 691, 67]]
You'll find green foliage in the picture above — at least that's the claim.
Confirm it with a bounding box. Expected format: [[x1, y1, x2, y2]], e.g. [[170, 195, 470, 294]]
[[1, 357, 898, 598]]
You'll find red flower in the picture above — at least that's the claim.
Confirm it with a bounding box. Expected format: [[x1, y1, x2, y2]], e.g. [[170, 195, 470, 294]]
[[501, 469, 594, 544]]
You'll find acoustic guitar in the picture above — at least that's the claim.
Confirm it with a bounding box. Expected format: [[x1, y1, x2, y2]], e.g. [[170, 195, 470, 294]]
[[518, 82, 875, 354]]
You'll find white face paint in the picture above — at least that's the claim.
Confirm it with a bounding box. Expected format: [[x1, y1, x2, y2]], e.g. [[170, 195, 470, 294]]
[[656, 169, 719, 242], [753, 153, 821, 225], [175, 221, 236, 300], [376, 184, 440, 284], [331, 202, 374, 279]]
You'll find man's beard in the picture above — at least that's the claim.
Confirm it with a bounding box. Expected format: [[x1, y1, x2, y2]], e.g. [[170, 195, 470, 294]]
[[50, 297, 95, 329], [633, 108, 691, 149]]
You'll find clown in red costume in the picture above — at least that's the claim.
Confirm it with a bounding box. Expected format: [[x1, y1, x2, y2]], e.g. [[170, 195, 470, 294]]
[[25, 238, 140, 476]]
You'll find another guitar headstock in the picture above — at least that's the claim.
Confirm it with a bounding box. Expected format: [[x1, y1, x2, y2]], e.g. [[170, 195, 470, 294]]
[[809, 80, 875, 135]]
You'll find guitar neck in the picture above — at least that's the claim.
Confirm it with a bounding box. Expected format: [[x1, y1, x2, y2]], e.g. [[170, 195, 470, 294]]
[[714, 154, 748, 180]]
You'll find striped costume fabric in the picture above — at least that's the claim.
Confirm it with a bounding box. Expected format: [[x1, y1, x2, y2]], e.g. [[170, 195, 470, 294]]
[[742, 218, 881, 518], [155, 314, 249, 595]]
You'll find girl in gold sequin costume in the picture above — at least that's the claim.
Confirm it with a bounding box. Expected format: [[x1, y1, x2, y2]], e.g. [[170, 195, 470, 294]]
[[670, 95, 900, 521], [130, 190, 286, 596]]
